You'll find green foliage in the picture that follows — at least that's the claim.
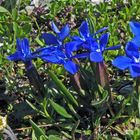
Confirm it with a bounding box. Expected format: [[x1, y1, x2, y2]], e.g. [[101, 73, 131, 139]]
[[30, 120, 48, 139], [47, 70, 78, 106], [126, 128, 140, 140], [48, 135, 62, 140], [49, 99, 73, 119], [0, 0, 140, 139]]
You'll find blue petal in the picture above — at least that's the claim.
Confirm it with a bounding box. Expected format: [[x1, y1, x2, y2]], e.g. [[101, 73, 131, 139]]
[[65, 41, 83, 58], [71, 36, 82, 41], [58, 24, 70, 41], [129, 64, 140, 77], [41, 49, 65, 58], [21, 38, 30, 56], [125, 41, 139, 59], [90, 51, 103, 62], [32, 47, 52, 54], [38, 46, 66, 64], [30, 52, 38, 59], [94, 27, 108, 35], [8, 38, 32, 62], [90, 41, 99, 51], [41, 33, 59, 45], [112, 56, 132, 70], [65, 41, 83, 52], [79, 21, 89, 38], [82, 37, 98, 50], [39, 46, 57, 54], [105, 45, 121, 50], [7, 52, 21, 61], [64, 60, 79, 74], [72, 53, 89, 59], [51, 22, 60, 33], [16, 38, 22, 51], [99, 33, 109, 51], [131, 36, 140, 47], [40, 55, 63, 64], [129, 21, 140, 36]]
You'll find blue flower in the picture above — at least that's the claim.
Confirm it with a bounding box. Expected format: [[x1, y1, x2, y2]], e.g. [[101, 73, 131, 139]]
[[40, 22, 70, 47], [7, 38, 34, 63], [66, 21, 108, 52], [129, 21, 140, 46], [36, 46, 79, 74], [112, 41, 140, 77], [89, 33, 120, 62], [72, 33, 120, 62]]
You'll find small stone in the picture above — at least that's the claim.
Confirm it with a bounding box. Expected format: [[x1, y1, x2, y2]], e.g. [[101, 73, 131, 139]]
[[0, 116, 7, 131]]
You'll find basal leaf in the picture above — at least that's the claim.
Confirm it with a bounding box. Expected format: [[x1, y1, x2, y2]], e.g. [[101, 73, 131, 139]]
[[91, 90, 108, 106], [0, 6, 11, 15], [50, 99, 72, 119], [48, 135, 62, 140], [30, 120, 48, 140], [138, 94, 140, 117], [47, 70, 78, 106]]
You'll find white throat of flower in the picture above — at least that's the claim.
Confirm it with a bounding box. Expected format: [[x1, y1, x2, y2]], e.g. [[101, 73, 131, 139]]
[[133, 56, 140, 63], [96, 48, 101, 52]]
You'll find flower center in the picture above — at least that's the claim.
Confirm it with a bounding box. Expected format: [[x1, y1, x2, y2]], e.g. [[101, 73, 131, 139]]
[[133, 56, 140, 63], [96, 49, 101, 52]]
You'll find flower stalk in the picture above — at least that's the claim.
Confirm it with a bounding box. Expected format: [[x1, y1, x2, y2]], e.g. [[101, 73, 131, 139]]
[[96, 62, 111, 93], [136, 77, 140, 94], [95, 62, 114, 116], [25, 62, 45, 98]]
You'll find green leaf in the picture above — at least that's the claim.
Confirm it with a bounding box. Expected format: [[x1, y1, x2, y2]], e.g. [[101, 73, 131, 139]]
[[30, 120, 48, 140], [91, 90, 108, 106], [13, 22, 18, 35], [22, 23, 32, 35], [0, 6, 11, 15], [35, 37, 45, 46], [40, 135, 48, 140], [32, 130, 38, 140], [138, 94, 140, 117], [26, 100, 45, 117], [12, 8, 18, 21], [87, 18, 94, 34], [47, 70, 78, 106], [13, 22, 22, 38], [50, 99, 72, 119], [48, 135, 61, 140]]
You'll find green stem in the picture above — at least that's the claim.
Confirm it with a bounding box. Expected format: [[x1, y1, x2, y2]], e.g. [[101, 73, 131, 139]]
[[96, 62, 111, 93], [71, 120, 80, 140], [25, 62, 45, 99], [32, 16, 41, 35], [91, 62, 114, 116], [136, 77, 140, 94], [136, 77, 140, 117]]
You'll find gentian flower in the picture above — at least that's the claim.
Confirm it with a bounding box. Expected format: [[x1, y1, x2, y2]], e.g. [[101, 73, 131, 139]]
[[112, 41, 140, 77], [37, 22, 81, 74], [40, 22, 70, 47], [72, 33, 120, 62], [66, 21, 108, 52], [8, 38, 32, 62], [89, 33, 121, 62], [129, 21, 140, 46], [36, 46, 79, 74], [7, 38, 35, 69], [7, 38, 45, 97]]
